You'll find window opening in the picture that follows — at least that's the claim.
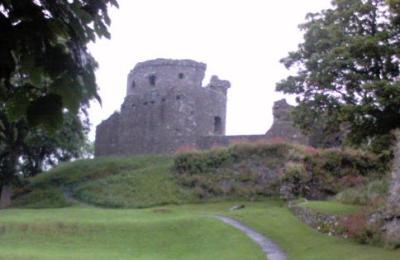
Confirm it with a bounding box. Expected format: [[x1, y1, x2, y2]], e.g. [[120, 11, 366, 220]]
[[214, 116, 222, 135], [149, 74, 156, 86]]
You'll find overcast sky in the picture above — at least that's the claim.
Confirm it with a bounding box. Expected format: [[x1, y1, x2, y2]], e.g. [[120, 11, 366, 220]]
[[88, 0, 333, 140]]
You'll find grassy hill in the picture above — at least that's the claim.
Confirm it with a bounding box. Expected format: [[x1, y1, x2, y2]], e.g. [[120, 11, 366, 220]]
[[12, 141, 388, 209], [12, 155, 192, 208]]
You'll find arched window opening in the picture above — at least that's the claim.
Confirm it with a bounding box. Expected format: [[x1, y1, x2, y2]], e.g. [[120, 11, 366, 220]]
[[214, 116, 222, 135], [131, 80, 136, 89], [178, 73, 185, 79]]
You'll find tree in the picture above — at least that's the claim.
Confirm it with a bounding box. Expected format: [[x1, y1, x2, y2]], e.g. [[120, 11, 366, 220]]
[[20, 112, 93, 177], [276, 0, 400, 149], [0, 0, 118, 205]]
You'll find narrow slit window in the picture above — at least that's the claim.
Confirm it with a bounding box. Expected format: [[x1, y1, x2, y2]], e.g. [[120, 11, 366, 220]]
[[149, 75, 156, 86]]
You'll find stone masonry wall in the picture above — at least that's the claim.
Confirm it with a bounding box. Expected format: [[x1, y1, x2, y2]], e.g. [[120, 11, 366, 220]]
[[95, 59, 230, 156], [95, 59, 312, 157]]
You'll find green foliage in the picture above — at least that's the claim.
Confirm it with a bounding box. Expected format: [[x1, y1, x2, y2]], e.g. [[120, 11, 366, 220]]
[[174, 141, 290, 174], [174, 142, 292, 200], [336, 179, 389, 205], [0, 0, 118, 191], [276, 0, 400, 148], [281, 147, 387, 199], [20, 111, 92, 177], [175, 141, 387, 201]]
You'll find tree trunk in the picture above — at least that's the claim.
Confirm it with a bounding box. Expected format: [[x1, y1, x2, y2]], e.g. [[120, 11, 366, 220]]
[[0, 185, 12, 209], [0, 150, 18, 209], [387, 130, 400, 215], [383, 130, 400, 245]]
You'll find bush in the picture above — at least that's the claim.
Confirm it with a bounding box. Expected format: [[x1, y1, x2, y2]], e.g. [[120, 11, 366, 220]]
[[339, 210, 383, 245], [336, 179, 389, 206], [281, 148, 387, 199], [174, 140, 387, 201]]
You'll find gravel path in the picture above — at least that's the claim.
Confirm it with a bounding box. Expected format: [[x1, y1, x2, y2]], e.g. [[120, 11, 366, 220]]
[[216, 216, 287, 260]]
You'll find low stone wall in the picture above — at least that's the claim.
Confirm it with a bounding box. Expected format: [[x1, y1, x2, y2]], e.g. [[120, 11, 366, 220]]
[[289, 202, 341, 235]]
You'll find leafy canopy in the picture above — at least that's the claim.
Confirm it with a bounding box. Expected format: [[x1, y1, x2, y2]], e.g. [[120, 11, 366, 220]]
[[276, 0, 400, 146], [0, 0, 117, 188], [0, 0, 118, 128]]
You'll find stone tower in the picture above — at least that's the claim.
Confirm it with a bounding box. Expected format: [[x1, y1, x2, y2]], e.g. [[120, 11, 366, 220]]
[[95, 59, 230, 156]]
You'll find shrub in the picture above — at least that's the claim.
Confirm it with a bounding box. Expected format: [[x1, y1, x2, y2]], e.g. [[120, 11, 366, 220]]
[[336, 179, 389, 206], [174, 140, 387, 201], [339, 210, 383, 245]]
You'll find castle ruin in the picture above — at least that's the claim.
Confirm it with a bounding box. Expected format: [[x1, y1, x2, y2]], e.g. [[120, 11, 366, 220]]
[[95, 59, 307, 156]]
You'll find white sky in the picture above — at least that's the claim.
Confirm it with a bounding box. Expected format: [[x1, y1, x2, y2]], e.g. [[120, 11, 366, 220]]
[[88, 0, 333, 140]]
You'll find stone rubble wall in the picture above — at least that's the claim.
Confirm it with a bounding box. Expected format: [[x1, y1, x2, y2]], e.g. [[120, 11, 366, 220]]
[[289, 202, 340, 234], [265, 99, 309, 145]]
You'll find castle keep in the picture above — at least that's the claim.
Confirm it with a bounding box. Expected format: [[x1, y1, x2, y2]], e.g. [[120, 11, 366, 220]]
[[95, 59, 230, 156], [95, 58, 307, 157]]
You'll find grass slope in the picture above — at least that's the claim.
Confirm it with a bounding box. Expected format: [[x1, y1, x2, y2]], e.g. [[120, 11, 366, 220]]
[[13, 155, 192, 208]]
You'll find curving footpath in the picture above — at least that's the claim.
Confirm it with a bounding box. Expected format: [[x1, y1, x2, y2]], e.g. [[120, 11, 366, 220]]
[[216, 216, 287, 260]]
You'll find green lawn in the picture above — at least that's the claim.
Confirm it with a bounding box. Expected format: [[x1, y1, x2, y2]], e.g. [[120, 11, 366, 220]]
[[1, 201, 400, 259], [0, 207, 264, 260]]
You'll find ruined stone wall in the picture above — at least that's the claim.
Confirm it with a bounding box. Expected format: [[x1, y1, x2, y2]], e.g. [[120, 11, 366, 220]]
[[95, 112, 121, 156], [196, 135, 267, 150], [265, 99, 309, 145], [95, 59, 230, 156]]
